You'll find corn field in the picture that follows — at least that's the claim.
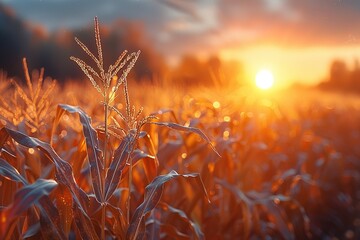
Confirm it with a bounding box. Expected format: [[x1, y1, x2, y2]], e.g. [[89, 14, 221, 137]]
[[0, 18, 359, 240]]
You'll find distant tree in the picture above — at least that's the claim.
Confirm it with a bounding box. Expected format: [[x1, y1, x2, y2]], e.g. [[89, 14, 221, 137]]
[[319, 60, 348, 91], [0, 4, 31, 76], [217, 59, 244, 87], [319, 59, 360, 94], [330, 60, 349, 90], [0, 5, 168, 84], [350, 59, 360, 92], [170, 55, 245, 88], [172, 55, 211, 87], [207, 55, 221, 84]]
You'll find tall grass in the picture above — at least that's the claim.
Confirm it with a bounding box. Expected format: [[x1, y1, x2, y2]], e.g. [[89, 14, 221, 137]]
[[0, 59, 56, 135], [0, 17, 359, 240], [0, 17, 215, 240]]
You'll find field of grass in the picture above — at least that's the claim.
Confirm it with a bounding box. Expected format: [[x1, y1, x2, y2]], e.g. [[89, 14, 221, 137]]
[[0, 18, 359, 240]]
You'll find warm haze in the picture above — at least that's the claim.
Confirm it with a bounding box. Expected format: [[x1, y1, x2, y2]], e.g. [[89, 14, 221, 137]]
[[2, 0, 360, 87], [0, 1, 359, 239]]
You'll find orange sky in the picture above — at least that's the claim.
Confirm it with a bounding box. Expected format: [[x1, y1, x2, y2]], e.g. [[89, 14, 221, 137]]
[[3, 0, 360, 87], [220, 45, 360, 88]]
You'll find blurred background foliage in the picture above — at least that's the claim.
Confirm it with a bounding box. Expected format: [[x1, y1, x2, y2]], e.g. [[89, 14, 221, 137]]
[[1, 3, 359, 92]]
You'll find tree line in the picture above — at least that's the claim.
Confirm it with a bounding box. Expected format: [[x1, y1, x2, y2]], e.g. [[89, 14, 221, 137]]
[[318, 59, 360, 93], [0, 4, 245, 88], [2, 4, 357, 91]]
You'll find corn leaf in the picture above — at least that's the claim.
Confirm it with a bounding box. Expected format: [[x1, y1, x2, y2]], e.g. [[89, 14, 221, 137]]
[[126, 170, 209, 240], [0, 158, 65, 239], [158, 223, 189, 240], [55, 104, 103, 202], [54, 183, 73, 237], [0, 158, 27, 184], [38, 196, 67, 240], [157, 202, 204, 240], [22, 222, 40, 238], [151, 121, 220, 157], [0, 179, 58, 239], [0, 127, 89, 209], [104, 133, 134, 201], [8, 179, 57, 218], [216, 178, 252, 239], [133, 149, 158, 183], [0, 127, 99, 240], [73, 204, 101, 240]]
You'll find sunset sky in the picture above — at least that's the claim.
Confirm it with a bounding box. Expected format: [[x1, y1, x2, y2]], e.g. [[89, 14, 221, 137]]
[[2, 0, 360, 87]]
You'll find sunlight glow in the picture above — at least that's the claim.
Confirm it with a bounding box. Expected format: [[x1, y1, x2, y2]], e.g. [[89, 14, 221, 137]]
[[255, 69, 274, 90], [213, 101, 221, 109]]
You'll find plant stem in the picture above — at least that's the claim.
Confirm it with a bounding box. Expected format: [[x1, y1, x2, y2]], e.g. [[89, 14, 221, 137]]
[[104, 96, 108, 176], [127, 153, 133, 225], [101, 204, 106, 240], [124, 80, 133, 225], [102, 93, 108, 240]]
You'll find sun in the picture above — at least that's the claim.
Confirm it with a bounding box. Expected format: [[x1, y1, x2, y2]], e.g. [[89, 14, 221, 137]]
[[255, 69, 274, 90]]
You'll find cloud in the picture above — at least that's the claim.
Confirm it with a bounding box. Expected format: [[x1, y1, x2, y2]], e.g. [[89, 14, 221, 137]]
[[5, 0, 168, 31], [4, 0, 360, 57], [212, 0, 360, 48]]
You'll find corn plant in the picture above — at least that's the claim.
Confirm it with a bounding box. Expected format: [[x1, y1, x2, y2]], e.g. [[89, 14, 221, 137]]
[[0, 17, 216, 239], [1, 13, 357, 240], [0, 58, 56, 136]]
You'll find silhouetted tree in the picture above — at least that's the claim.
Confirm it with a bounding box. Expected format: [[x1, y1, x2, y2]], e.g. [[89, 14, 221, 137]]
[[0, 5, 31, 76], [172, 55, 211, 87], [330, 60, 349, 90], [350, 59, 360, 92], [0, 4, 168, 84], [319, 59, 360, 93]]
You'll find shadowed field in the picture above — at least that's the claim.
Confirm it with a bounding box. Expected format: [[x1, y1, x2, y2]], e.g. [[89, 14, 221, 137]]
[[0, 13, 359, 240], [0, 69, 359, 239]]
